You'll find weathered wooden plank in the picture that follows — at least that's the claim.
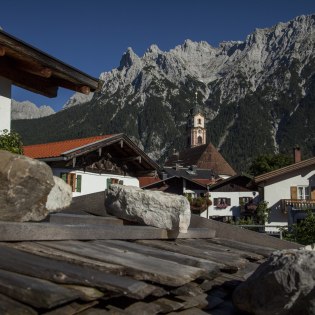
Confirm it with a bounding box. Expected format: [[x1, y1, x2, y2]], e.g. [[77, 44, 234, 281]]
[[0, 292, 37, 315], [175, 293, 223, 310], [49, 213, 123, 226], [43, 301, 98, 315], [5, 242, 124, 274], [61, 285, 104, 302], [207, 238, 275, 258], [0, 244, 156, 299], [0, 268, 79, 309], [39, 240, 206, 286], [93, 240, 221, 276], [177, 239, 264, 262], [151, 298, 184, 313], [0, 222, 214, 241], [172, 239, 248, 269], [136, 240, 247, 271], [125, 301, 162, 314]]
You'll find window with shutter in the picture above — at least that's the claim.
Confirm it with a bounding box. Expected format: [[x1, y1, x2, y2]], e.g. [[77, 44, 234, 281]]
[[76, 175, 82, 192], [106, 178, 112, 188], [290, 186, 297, 199]]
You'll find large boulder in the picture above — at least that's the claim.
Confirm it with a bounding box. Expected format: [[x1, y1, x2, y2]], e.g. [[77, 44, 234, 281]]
[[233, 249, 315, 315], [104, 184, 191, 233], [0, 150, 72, 221]]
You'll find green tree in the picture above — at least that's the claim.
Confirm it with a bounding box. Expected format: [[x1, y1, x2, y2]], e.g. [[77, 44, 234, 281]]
[[248, 153, 292, 176], [0, 129, 23, 154], [282, 210, 315, 245]]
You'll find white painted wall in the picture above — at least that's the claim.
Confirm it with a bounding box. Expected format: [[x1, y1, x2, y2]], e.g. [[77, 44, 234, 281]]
[[201, 191, 259, 219], [52, 168, 140, 197], [0, 76, 11, 133], [263, 166, 315, 232]]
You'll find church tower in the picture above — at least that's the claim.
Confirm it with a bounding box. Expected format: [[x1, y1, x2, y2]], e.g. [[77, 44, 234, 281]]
[[187, 92, 206, 148]]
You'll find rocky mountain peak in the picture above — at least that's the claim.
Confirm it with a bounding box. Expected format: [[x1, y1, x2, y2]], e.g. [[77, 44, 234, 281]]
[[119, 47, 140, 69], [13, 13, 315, 172]]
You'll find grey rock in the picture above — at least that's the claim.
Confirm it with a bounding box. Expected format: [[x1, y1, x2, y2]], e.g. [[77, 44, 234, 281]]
[[104, 184, 191, 233], [46, 176, 72, 212], [233, 249, 315, 315], [0, 150, 68, 221]]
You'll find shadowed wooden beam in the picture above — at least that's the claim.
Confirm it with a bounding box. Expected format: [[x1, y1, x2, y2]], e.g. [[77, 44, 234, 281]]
[[40, 67, 52, 78], [0, 46, 5, 56], [0, 57, 57, 97], [119, 156, 141, 163], [79, 85, 90, 94]]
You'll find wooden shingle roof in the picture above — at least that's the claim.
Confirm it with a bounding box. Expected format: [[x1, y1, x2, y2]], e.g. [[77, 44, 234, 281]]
[[0, 205, 300, 314], [165, 143, 236, 177]]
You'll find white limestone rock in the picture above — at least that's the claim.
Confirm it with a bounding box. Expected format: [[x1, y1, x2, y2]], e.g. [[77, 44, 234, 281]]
[[233, 249, 315, 315], [46, 176, 72, 212], [104, 184, 191, 233]]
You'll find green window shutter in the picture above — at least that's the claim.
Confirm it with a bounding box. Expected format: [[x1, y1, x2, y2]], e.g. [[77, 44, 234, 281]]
[[107, 178, 112, 188], [61, 173, 67, 182], [76, 175, 82, 192]]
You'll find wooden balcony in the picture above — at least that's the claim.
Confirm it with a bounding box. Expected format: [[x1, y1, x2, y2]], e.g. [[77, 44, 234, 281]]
[[281, 199, 315, 213]]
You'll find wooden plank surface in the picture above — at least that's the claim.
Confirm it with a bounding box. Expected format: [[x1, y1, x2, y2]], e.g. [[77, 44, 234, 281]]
[[136, 240, 247, 271], [38, 240, 206, 286], [0, 268, 79, 309], [93, 240, 221, 277], [177, 239, 264, 261], [0, 222, 214, 241], [0, 292, 37, 315], [43, 301, 98, 315], [6, 242, 124, 274], [49, 213, 124, 226], [206, 238, 275, 258], [0, 244, 156, 299]]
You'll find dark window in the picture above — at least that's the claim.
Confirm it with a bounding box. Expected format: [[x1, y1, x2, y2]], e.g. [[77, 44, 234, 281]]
[[197, 136, 202, 144]]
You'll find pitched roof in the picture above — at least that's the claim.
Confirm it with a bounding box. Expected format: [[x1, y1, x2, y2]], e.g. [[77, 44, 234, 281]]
[[23, 135, 114, 159], [208, 174, 254, 192], [165, 143, 236, 176], [254, 156, 315, 184], [141, 175, 207, 190]]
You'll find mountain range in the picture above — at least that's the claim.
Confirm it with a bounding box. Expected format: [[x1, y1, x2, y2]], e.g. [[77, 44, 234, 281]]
[[12, 14, 315, 172]]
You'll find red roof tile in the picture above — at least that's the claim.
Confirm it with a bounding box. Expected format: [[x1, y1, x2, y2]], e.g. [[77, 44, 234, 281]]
[[23, 135, 114, 159], [138, 176, 161, 188]]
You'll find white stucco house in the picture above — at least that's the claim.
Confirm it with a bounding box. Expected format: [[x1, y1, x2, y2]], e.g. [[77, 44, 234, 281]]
[[253, 152, 315, 232], [23, 134, 160, 197], [0, 29, 99, 134], [206, 175, 259, 222]]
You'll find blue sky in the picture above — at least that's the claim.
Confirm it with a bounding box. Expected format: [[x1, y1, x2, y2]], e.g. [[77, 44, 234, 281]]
[[1, 0, 315, 111]]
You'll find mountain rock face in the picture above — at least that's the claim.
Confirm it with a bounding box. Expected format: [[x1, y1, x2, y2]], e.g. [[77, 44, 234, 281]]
[[11, 100, 55, 120], [12, 14, 315, 171]]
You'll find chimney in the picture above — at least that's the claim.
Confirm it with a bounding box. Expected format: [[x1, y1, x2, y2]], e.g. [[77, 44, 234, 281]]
[[293, 145, 301, 163]]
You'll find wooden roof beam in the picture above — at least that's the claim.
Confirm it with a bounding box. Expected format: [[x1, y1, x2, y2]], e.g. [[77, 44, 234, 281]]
[[0, 46, 5, 56], [0, 31, 99, 90], [0, 58, 58, 97]]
